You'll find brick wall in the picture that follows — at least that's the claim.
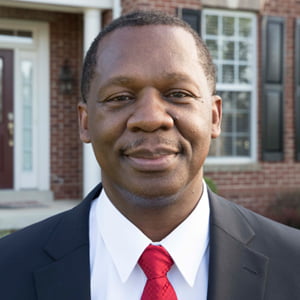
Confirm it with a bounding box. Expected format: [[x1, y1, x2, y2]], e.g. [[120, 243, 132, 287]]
[[0, 6, 83, 200], [49, 11, 83, 200]]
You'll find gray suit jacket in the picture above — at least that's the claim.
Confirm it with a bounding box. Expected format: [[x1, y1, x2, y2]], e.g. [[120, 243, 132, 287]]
[[0, 183, 299, 299]]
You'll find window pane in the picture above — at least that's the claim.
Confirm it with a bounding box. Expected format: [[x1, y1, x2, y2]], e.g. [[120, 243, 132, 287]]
[[239, 42, 250, 61], [222, 64, 234, 83], [236, 137, 250, 156], [221, 136, 233, 156], [206, 15, 218, 35], [22, 62, 33, 83], [237, 113, 249, 133], [23, 107, 32, 127], [239, 65, 251, 83], [239, 18, 251, 37], [236, 92, 250, 109], [23, 152, 32, 171], [23, 85, 32, 105], [23, 128, 32, 150], [222, 41, 235, 60], [222, 16, 234, 36], [222, 113, 233, 132], [206, 39, 218, 59], [221, 91, 234, 110], [22, 60, 33, 172], [0, 29, 33, 43]]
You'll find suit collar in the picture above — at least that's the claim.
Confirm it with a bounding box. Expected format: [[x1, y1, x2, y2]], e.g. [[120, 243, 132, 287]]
[[34, 184, 102, 300], [207, 189, 269, 300]]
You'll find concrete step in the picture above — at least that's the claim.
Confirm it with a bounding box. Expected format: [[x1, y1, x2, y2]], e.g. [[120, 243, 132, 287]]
[[0, 190, 80, 230]]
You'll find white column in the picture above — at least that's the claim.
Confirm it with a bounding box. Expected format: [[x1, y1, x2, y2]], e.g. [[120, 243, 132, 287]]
[[113, 0, 121, 19], [82, 8, 102, 196]]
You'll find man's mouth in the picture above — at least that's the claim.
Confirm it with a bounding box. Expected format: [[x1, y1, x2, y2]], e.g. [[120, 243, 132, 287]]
[[123, 147, 180, 172]]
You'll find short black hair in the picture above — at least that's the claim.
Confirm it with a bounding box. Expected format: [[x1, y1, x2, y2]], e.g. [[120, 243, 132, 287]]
[[81, 10, 216, 102]]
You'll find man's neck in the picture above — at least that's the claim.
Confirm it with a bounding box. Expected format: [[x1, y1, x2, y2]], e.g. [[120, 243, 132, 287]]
[[103, 178, 203, 242]]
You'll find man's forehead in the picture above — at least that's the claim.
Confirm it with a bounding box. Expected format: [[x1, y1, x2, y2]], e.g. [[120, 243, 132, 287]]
[[95, 25, 201, 71], [97, 24, 195, 52]]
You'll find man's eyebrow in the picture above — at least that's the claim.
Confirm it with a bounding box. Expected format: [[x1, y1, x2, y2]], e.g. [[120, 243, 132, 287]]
[[104, 72, 191, 83], [100, 76, 135, 87], [161, 72, 192, 82], [99, 72, 194, 92]]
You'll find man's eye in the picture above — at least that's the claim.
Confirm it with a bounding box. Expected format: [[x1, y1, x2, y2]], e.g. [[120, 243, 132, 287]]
[[164, 91, 196, 102], [168, 91, 190, 98], [107, 95, 134, 102]]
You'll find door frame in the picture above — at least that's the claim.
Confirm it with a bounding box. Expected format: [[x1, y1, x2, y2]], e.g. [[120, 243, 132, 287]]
[[0, 19, 50, 191]]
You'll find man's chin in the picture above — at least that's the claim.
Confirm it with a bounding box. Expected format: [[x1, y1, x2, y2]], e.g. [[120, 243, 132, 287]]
[[116, 184, 180, 208]]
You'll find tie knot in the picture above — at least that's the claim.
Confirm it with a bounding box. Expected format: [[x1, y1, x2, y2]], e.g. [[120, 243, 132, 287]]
[[138, 245, 174, 280]]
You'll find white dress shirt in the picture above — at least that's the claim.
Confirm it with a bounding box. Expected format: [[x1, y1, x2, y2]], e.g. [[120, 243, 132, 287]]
[[89, 182, 210, 300]]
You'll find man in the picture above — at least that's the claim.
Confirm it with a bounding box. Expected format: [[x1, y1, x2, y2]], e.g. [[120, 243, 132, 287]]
[[0, 10, 299, 300]]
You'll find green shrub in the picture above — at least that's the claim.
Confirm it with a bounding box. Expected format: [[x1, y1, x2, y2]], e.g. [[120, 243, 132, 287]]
[[204, 177, 217, 193], [266, 190, 300, 229]]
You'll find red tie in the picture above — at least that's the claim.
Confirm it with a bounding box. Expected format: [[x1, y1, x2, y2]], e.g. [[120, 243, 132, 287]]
[[138, 244, 178, 300]]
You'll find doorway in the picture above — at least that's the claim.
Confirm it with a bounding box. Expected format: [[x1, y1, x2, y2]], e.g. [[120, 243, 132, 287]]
[[0, 49, 13, 188], [0, 20, 50, 192]]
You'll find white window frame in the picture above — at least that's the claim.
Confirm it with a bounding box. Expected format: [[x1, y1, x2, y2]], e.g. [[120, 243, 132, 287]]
[[202, 9, 258, 165], [0, 19, 50, 190]]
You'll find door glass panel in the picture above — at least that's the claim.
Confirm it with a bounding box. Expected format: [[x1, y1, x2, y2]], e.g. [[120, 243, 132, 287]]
[[21, 60, 33, 172], [0, 58, 3, 123]]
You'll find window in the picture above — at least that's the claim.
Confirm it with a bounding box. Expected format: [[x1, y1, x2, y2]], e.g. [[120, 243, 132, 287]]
[[21, 60, 34, 172], [202, 10, 257, 163], [0, 29, 33, 43]]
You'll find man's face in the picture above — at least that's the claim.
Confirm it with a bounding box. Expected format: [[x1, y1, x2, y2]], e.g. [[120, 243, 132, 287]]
[[78, 25, 221, 207]]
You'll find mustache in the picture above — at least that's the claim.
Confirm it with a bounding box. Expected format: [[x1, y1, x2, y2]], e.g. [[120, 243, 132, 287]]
[[120, 137, 182, 153]]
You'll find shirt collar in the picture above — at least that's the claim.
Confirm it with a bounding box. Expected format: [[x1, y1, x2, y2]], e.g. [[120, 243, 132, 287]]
[[96, 182, 210, 286], [160, 183, 210, 286]]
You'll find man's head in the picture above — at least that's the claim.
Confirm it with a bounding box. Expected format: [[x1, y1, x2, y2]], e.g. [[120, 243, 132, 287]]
[[78, 10, 222, 215], [81, 10, 216, 103]]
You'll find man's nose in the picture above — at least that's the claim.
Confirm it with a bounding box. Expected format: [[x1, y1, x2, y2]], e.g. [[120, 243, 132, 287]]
[[127, 88, 174, 132]]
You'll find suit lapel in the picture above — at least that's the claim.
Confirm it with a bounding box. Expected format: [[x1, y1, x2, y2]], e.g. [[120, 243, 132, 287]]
[[207, 190, 269, 300], [34, 184, 102, 300]]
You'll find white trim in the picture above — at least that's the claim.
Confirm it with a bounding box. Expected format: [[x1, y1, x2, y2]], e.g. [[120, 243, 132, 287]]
[[203, 9, 258, 164], [203, 8, 256, 18], [11, 0, 112, 8], [83, 8, 101, 54], [0, 19, 50, 191], [0, 0, 113, 12], [36, 22, 50, 190], [82, 9, 102, 196], [113, 0, 121, 19]]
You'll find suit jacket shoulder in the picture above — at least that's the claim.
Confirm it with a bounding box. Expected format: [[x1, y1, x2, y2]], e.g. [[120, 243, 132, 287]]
[[0, 183, 101, 300], [208, 190, 300, 300]]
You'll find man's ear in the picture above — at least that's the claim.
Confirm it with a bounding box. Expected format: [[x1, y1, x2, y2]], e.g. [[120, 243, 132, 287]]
[[211, 95, 222, 139], [78, 102, 91, 143]]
